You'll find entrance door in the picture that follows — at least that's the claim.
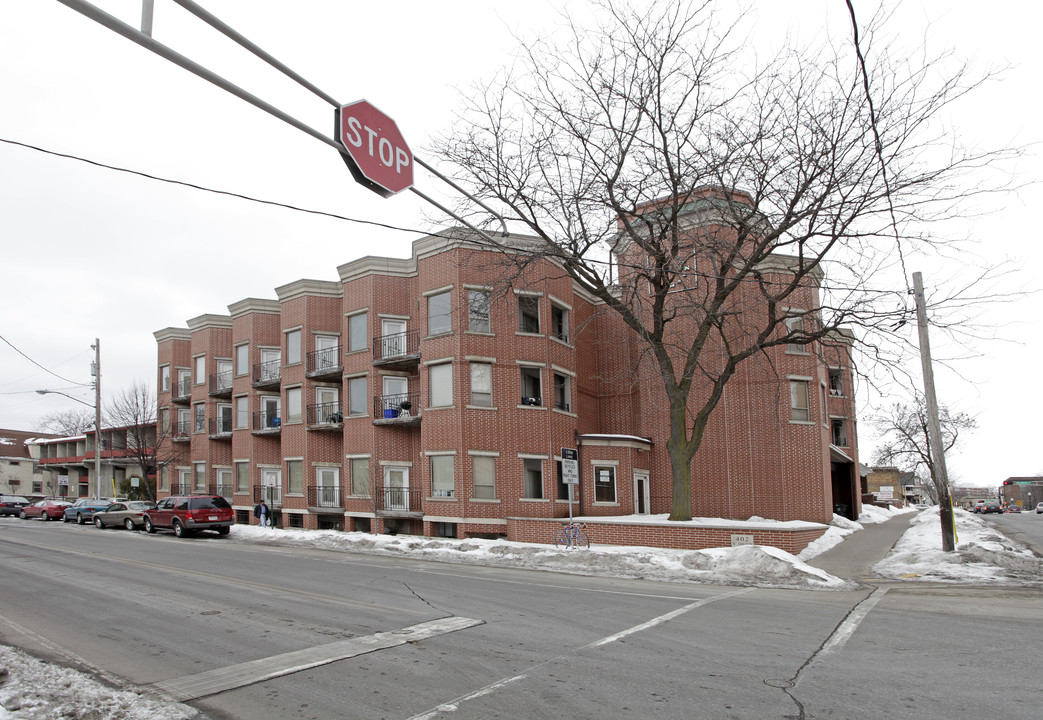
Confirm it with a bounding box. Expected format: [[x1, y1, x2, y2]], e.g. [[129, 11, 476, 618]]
[[315, 335, 338, 370], [384, 466, 409, 510], [382, 375, 408, 416], [261, 468, 282, 506], [381, 319, 407, 359], [633, 471, 650, 514], [316, 386, 339, 422], [216, 359, 232, 391]]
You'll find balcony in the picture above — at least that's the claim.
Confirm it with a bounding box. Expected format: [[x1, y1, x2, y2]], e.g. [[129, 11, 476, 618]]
[[307, 485, 342, 509], [252, 359, 281, 389], [372, 329, 420, 368], [307, 401, 343, 431], [172, 420, 191, 443], [253, 487, 283, 508], [172, 378, 192, 405], [209, 370, 233, 397], [375, 484, 424, 517], [306, 346, 342, 379], [372, 391, 420, 425], [208, 416, 233, 440], [216, 483, 235, 501], [251, 411, 282, 435]]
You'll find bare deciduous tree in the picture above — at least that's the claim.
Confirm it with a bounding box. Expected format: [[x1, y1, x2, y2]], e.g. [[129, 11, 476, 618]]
[[433, 0, 1011, 521], [35, 408, 96, 436], [106, 381, 179, 502]]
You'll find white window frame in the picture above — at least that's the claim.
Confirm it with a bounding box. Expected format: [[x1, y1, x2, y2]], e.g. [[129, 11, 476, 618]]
[[235, 344, 249, 376], [286, 328, 302, 365], [286, 386, 302, 424], [429, 453, 456, 498], [470, 362, 493, 407], [347, 311, 368, 352], [789, 379, 811, 422], [429, 362, 453, 408], [467, 289, 491, 333], [427, 289, 452, 336]]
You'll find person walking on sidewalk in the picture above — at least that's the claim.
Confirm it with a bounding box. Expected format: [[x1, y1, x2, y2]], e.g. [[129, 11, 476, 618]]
[[254, 499, 270, 528]]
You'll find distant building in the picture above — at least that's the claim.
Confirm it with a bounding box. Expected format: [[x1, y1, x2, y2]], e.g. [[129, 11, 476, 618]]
[[29, 424, 158, 499], [0, 428, 60, 497], [999, 477, 1043, 510], [864, 466, 917, 507]]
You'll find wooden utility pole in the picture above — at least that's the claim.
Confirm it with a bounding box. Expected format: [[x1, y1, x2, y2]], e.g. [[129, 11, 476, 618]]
[[912, 272, 956, 551]]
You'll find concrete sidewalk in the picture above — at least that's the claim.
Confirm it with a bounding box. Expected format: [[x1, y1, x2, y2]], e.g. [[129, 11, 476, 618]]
[[806, 513, 917, 582]]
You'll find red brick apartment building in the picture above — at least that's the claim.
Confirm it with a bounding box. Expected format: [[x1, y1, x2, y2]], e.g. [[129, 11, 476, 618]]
[[154, 201, 859, 554]]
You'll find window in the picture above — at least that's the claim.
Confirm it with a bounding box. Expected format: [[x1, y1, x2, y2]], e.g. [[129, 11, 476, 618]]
[[177, 408, 190, 436], [235, 396, 248, 428], [518, 295, 540, 333], [216, 469, 233, 498], [286, 387, 302, 423], [286, 329, 302, 365], [350, 457, 369, 496], [790, 380, 810, 422], [551, 303, 569, 342], [216, 403, 232, 433], [470, 362, 492, 407], [236, 344, 249, 375], [194, 356, 205, 384], [828, 368, 844, 396], [472, 456, 495, 499], [159, 408, 169, 434], [520, 366, 542, 406], [160, 466, 169, 492], [261, 395, 281, 428], [194, 462, 206, 491], [430, 455, 455, 497], [553, 372, 571, 412], [314, 335, 339, 371], [428, 291, 452, 335], [287, 459, 303, 494], [430, 363, 453, 407], [785, 315, 808, 353], [594, 466, 617, 503], [348, 312, 367, 352], [177, 368, 191, 396], [468, 290, 490, 333], [194, 403, 205, 433], [348, 376, 366, 415], [523, 458, 543, 499], [831, 418, 849, 447], [235, 461, 249, 492], [317, 467, 340, 507], [160, 365, 170, 392]]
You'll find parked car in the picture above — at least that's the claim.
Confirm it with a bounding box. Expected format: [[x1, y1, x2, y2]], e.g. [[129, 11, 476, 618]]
[[981, 502, 1003, 514], [0, 495, 32, 516], [972, 501, 987, 513], [93, 501, 157, 530], [1037, 502, 1043, 514], [62, 498, 113, 524], [143, 495, 233, 537], [20, 500, 73, 520], [1004, 504, 1021, 513]]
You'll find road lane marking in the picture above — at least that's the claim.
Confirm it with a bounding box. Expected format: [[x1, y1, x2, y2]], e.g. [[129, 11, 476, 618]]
[[584, 586, 754, 648], [819, 586, 889, 654], [152, 616, 484, 702], [406, 586, 755, 718]]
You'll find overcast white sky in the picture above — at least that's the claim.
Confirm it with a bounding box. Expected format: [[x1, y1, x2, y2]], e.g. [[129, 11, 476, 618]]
[[1, 1, 1040, 486]]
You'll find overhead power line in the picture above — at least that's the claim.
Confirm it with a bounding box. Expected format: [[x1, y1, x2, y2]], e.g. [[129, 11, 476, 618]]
[[0, 333, 85, 386]]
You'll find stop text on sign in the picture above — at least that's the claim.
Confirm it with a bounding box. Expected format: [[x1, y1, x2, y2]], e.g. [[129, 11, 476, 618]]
[[336, 100, 414, 198]]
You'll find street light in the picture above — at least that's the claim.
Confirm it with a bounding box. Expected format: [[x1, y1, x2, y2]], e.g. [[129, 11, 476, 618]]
[[37, 340, 102, 500]]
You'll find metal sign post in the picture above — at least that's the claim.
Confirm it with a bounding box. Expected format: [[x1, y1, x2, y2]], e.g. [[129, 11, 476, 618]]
[[561, 448, 578, 524]]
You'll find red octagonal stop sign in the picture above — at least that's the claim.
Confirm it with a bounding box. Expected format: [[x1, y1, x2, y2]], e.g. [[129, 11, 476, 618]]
[[336, 100, 413, 197]]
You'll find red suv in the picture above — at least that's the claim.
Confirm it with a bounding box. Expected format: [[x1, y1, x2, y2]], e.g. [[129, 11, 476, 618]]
[[143, 495, 234, 538]]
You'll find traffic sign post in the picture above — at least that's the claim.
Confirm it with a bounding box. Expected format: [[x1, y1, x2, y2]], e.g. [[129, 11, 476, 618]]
[[562, 448, 578, 523], [336, 100, 414, 197]]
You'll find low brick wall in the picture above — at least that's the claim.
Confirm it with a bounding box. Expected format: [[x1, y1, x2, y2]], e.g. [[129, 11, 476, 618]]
[[507, 517, 828, 555]]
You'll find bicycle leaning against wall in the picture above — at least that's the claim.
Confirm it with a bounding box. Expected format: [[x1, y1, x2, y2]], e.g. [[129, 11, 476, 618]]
[[554, 521, 589, 549]]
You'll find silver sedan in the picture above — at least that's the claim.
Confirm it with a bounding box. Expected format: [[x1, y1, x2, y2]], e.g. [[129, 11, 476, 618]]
[[93, 501, 157, 530]]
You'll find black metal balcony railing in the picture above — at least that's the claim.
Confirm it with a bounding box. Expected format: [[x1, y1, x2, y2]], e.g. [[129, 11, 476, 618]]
[[174, 419, 191, 437], [308, 485, 342, 508], [372, 330, 420, 364], [306, 346, 342, 375], [252, 359, 281, 387], [209, 416, 233, 435], [307, 401, 343, 425], [216, 483, 234, 500], [253, 487, 283, 507], [209, 371, 233, 396], [173, 378, 192, 402], [375, 485, 424, 513], [252, 410, 282, 431], [373, 391, 419, 420]]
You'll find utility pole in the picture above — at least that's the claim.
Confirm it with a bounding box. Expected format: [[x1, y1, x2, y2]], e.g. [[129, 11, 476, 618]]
[[92, 338, 102, 500], [912, 273, 956, 551]]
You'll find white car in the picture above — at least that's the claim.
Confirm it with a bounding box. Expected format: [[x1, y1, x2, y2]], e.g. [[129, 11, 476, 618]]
[[1036, 502, 1043, 514]]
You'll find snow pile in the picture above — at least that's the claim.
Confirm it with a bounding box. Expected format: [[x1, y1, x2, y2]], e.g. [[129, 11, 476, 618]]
[[874, 506, 1043, 584], [0, 646, 200, 720], [231, 521, 852, 590]]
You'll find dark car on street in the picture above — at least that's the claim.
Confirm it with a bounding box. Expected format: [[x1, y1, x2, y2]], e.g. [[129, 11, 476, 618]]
[[0, 495, 31, 516], [981, 502, 1003, 514], [62, 498, 113, 524], [143, 495, 233, 537]]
